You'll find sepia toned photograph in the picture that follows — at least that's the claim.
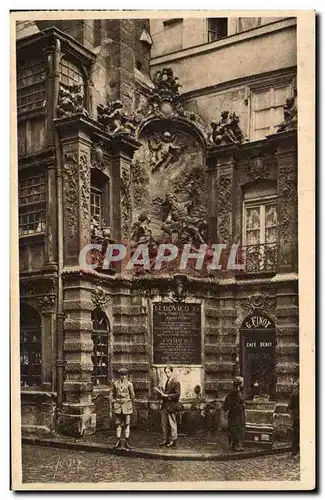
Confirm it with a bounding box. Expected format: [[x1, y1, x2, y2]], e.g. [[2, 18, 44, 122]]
[[10, 10, 315, 491]]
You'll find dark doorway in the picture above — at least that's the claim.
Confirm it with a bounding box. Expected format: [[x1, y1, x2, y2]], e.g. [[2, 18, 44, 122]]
[[240, 313, 276, 399]]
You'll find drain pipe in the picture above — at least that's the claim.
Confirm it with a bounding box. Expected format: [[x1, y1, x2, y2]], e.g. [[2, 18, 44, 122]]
[[52, 38, 64, 410]]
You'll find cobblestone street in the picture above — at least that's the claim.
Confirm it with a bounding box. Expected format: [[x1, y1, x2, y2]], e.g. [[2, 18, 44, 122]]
[[22, 445, 300, 484]]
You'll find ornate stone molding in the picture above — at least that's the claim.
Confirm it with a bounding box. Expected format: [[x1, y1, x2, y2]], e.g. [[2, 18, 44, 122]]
[[37, 295, 56, 313], [79, 154, 91, 232], [90, 143, 105, 171], [169, 274, 189, 302], [136, 68, 210, 143], [63, 153, 78, 236], [241, 289, 276, 316], [91, 286, 111, 310], [217, 175, 232, 243], [121, 168, 132, 238], [248, 152, 271, 180], [20, 277, 56, 297], [278, 163, 297, 243]]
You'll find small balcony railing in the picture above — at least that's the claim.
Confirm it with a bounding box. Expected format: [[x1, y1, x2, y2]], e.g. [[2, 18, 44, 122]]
[[239, 243, 278, 274]]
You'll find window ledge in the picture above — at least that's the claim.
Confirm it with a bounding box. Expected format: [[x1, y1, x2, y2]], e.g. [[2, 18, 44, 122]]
[[18, 106, 47, 122], [235, 271, 277, 280], [19, 232, 45, 246]]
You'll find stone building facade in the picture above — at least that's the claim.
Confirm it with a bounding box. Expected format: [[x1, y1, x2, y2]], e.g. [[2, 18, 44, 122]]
[[17, 17, 298, 439]]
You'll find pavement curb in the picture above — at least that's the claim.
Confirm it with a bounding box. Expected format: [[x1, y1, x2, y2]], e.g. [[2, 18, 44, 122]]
[[22, 436, 291, 461]]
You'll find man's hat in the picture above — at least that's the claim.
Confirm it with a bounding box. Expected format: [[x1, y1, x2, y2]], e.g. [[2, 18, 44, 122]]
[[233, 376, 244, 386], [118, 367, 128, 374]]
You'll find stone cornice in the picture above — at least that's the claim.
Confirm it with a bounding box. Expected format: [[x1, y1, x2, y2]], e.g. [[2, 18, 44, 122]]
[[18, 148, 56, 169], [60, 267, 298, 290], [16, 26, 96, 67], [207, 130, 297, 167], [150, 18, 296, 67]]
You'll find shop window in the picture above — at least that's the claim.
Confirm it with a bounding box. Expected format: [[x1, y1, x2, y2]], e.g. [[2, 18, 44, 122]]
[[18, 173, 46, 236], [91, 308, 110, 387], [17, 57, 47, 114], [251, 83, 292, 141], [242, 182, 277, 273], [20, 304, 42, 387], [207, 18, 228, 42]]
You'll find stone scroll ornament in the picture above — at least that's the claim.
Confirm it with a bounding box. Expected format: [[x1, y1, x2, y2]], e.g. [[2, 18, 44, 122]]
[[57, 84, 89, 118], [209, 111, 244, 146], [276, 96, 297, 133]]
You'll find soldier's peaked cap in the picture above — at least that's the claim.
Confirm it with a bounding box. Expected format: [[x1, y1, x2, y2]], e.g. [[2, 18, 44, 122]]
[[118, 367, 128, 374]]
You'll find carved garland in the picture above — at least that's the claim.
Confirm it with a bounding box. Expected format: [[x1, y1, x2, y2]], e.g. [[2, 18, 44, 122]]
[[79, 154, 91, 232], [278, 164, 297, 242], [121, 169, 132, 239], [63, 153, 79, 236], [217, 175, 232, 243]]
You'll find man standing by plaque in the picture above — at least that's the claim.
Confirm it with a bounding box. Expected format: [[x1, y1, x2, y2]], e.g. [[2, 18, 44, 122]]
[[154, 366, 181, 448]]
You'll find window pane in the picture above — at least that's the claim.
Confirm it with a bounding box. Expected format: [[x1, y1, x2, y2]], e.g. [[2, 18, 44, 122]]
[[91, 308, 110, 386], [246, 230, 260, 245], [265, 227, 277, 243], [273, 106, 285, 128], [246, 207, 260, 230], [252, 90, 270, 111], [254, 109, 271, 129], [265, 204, 277, 227], [17, 58, 47, 113], [274, 85, 291, 106], [18, 173, 46, 235]]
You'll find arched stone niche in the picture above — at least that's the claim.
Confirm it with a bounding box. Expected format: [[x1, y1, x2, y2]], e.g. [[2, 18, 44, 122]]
[[131, 117, 208, 245]]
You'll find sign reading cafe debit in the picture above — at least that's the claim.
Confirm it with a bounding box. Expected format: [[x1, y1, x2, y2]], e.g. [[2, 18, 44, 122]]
[[152, 303, 201, 365]]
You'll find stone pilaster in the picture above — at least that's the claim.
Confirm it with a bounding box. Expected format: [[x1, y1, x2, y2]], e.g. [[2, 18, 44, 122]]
[[57, 274, 96, 436], [275, 280, 299, 401], [56, 118, 92, 266], [270, 130, 298, 273], [207, 144, 238, 245], [108, 136, 141, 244]]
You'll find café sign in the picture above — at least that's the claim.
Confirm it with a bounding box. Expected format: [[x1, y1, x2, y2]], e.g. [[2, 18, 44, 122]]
[[243, 313, 274, 330]]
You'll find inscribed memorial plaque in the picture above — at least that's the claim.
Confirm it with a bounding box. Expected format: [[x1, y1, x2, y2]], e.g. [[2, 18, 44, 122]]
[[153, 303, 201, 364]]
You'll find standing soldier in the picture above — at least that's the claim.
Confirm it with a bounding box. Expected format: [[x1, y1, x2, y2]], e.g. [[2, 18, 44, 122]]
[[112, 367, 135, 450], [223, 376, 246, 451]]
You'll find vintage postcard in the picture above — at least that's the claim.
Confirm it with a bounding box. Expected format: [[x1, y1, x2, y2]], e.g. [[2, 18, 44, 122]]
[[10, 9, 315, 491]]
